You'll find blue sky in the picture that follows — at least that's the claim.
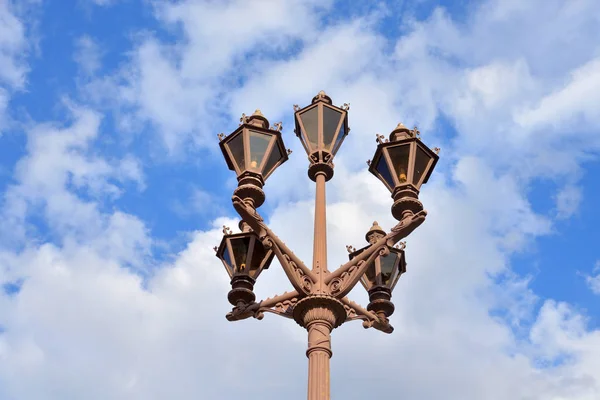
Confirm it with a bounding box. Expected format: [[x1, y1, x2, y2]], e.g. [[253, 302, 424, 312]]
[[1, 0, 600, 399]]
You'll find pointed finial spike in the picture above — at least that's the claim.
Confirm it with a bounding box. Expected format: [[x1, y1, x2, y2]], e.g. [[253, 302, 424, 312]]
[[253, 109, 263, 116]]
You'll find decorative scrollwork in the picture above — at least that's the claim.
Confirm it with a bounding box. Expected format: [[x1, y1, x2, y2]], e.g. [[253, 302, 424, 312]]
[[260, 235, 274, 249], [346, 245, 356, 254], [412, 126, 421, 138], [273, 122, 283, 132], [338, 297, 393, 333], [239, 113, 248, 125], [344, 304, 357, 320], [378, 245, 391, 257], [222, 225, 233, 235], [293, 104, 300, 112], [271, 297, 299, 317], [324, 210, 426, 299], [394, 241, 406, 250], [218, 133, 225, 141], [342, 103, 350, 111], [329, 278, 343, 295], [376, 134, 388, 144], [328, 250, 382, 296]]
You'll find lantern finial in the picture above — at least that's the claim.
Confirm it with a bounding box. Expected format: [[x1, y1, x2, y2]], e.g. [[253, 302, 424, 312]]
[[311, 90, 333, 104], [366, 221, 386, 243], [390, 122, 413, 141]]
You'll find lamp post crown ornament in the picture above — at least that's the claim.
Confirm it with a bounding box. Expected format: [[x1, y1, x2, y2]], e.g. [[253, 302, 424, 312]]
[[215, 90, 439, 400], [366, 221, 386, 243]]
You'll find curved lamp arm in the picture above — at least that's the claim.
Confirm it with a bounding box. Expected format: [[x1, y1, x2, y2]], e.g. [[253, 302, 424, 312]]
[[226, 290, 303, 322], [232, 195, 317, 295], [340, 297, 393, 334], [325, 209, 427, 298]]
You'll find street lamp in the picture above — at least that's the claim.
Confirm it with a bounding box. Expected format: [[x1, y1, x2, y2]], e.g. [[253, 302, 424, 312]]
[[215, 221, 275, 310], [215, 92, 439, 400], [348, 221, 407, 325]]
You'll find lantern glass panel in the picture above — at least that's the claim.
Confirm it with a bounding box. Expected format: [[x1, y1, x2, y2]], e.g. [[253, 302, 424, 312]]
[[262, 142, 283, 177], [413, 145, 432, 186], [248, 242, 267, 278], [333, 120, 346, 152], [231, 237, 250, 274], [388, 145, 411, 184], [380, 253, 398, 286], [299, 107, 319, 149], [248, 130, 272, 170], [322, 106, 342, 149], [222, 246, 233, 275], [361, 262, 377, 289], [376, 155, 395, 189], [227, 133, 246, 172]]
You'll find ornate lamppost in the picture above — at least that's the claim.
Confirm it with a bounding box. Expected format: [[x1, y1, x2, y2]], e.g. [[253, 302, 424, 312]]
[[215, 91, 439, 400]]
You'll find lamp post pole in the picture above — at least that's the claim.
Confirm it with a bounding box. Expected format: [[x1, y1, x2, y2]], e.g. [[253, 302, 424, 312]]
[[307, 169, 331, 399], [215, 91, 439, 400]]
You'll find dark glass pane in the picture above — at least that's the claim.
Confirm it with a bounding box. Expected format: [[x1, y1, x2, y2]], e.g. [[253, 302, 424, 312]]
[[299, 107, 319, 150], [248, 242, 267, 278], [376, 155, 395, 189], [222, 246, 233, 275], [414, 145, 432, 187], [262, 142, 283, 177], [333, 120, 346, 152], [379, 253, 398, 286], [360, 262, 377, 289], [226, 133, 246, 172], [322, 106, 342, 149], [231, 237, 250, 274], [248, 131, 272, 170], [387, 145, 410, 184], [227, 132, 246, 171]]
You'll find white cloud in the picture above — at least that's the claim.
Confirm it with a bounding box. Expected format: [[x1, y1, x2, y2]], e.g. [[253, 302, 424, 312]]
[[516, 58, 600, 134], [74, 36, 102, 77], [0, 0, 27, 88], [0, 104, 146, 255], [93, 0, 333, 154], [585, 261, 600, 295], [555, 185, 583, 220], [0, 0, 28, 134]]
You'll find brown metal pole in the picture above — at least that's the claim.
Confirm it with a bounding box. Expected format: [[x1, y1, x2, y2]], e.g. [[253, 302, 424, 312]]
[[312, 172, 328, 292], [307, 171, 331, 400], [306, 308, 334, 400]]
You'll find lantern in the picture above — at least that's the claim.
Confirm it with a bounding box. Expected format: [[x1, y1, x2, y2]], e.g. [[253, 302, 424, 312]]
[[294, 90, 349, 158], [216, 226, 275, 306], [349, 244, 406, 293], [369, 123, 438, 193], [219, 110, 289, 182]]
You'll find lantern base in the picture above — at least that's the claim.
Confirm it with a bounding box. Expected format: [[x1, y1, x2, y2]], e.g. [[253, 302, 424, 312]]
[[228, 275, 256, 306], [391, 185, 423, 221], [307, 151, 334, 182], [367, 287, 395, 320], [235, 173, 265, 208]]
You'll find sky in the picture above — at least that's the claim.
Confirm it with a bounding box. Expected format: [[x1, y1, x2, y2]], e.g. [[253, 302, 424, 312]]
[[1, 0, 600, 399]]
